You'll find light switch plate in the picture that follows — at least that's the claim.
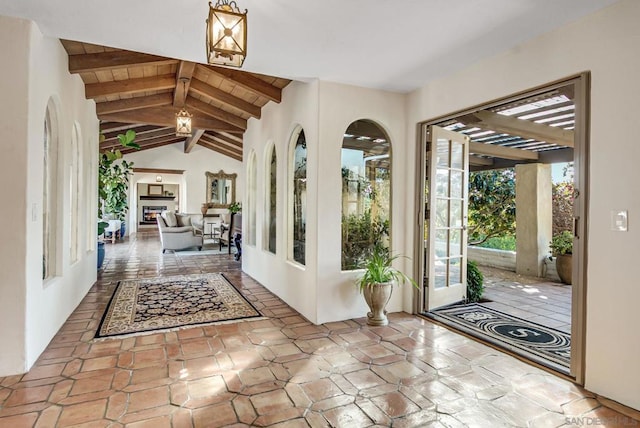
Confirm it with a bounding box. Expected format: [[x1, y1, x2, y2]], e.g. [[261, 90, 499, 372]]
[[611, 210, 628, 232]]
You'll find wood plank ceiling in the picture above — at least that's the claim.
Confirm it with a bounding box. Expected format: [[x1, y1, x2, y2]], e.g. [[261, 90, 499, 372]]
[[61, 40, 291, 162]]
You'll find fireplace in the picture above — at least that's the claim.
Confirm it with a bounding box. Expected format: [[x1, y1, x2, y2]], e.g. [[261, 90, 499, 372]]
[[141, 206, 167, 225]]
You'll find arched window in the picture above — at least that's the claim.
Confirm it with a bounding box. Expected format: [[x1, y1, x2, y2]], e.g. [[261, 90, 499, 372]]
[[289, 128, 306, 265], [43, 99, 59, 279], [341, 120, 391, 270], [70, 123, 82, 263], [265, 144, 277, 254], [247, 150, 257, 246]]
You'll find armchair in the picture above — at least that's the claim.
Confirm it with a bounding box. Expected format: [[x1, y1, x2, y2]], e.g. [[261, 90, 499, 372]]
[[156, 211, 203, 252]]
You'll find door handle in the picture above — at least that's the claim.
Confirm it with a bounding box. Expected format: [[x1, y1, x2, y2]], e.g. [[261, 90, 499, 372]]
[[573, 217, 579, 238]]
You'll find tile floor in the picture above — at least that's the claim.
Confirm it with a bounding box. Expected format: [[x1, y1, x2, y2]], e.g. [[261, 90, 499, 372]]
[[480, 267, 572, 334], [0, 232, 637, 427]]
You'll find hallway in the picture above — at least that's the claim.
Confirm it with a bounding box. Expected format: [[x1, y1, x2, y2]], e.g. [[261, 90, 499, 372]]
[[0, 233, 636, 427]]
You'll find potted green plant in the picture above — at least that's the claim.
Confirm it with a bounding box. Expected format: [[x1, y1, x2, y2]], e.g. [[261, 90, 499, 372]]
[[228, 202, 242, 214], [356, 246, 418, 326], [98, 130, 139, 240], [550, 230, 573, 284]]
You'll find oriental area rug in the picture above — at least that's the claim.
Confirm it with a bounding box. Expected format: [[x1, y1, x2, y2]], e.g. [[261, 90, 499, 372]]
[[431, 304, 571, 372], [95, 273, 261, 339]]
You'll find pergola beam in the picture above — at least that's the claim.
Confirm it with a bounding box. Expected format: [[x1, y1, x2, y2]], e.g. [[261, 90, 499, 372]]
[[190, 78, 261, 119], [469, 141, 539, 161], [68, 50, 177, 74], [462, 110, 574, 148], [197, 64, 282, 103], [469, 155, 494, 167]]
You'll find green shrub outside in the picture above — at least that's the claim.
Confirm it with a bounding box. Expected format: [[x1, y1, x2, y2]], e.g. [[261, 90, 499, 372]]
[[467, 260, 484, 303]]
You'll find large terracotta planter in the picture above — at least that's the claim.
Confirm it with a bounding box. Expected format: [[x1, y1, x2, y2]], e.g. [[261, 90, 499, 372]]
[[362, 282, 393, 326], [556, 254, 572, 285]]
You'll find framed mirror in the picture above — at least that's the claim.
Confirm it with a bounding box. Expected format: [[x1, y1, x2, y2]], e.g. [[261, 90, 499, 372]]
[[206, 170, 237, 208]]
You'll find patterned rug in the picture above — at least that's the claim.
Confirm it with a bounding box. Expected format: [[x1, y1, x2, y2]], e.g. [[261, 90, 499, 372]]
[[95, 273, 261, 339], [430, 304, 571, 372]]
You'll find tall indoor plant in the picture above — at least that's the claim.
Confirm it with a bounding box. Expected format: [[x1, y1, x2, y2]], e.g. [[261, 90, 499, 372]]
[[98, 130, 139, 240], [356, 247, 417, 326]]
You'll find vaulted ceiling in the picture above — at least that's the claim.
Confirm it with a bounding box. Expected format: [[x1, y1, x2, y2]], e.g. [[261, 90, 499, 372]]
[[61, 40, 291, 161]]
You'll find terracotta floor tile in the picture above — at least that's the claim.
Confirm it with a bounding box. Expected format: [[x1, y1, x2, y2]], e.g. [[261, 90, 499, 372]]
[[127, 386, 170, 412], [187, 376, 227, 399], [0, 412, 39, 428], [4, 384, 53, 407], [192, 402, 237, 428], [323, 403, 372, 428], [250, 389, 294, 415], [301, 378, 343, 402], [20, 363, 66, 381], [238, 367, 276, 386], [57, 399, 107, 427], [1, 233, 636, 428], [344, 370, 386, 390]]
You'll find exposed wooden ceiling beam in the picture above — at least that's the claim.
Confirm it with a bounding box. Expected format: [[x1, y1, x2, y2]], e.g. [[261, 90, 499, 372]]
[[173, 61, 196, 107], [461, 110, 574, 148], [133, 168, 185, 175], [469, 155, 494, 167], [186, 96, 247, 130], [469, 141, 539, 161], [85, 75, 176, 98], [100, 122, 147, 134], [99, 106, 244, 133], [184, 129, 206, 154], [101, 127, 175, 148], [206, 131, 243, 149], [96, 93, 173, 115], [118, 134, 184, 150], [101, 125, 164, 141], [68, 50, 177, 73], [197, 64, 282, 103], [190, 78, 261, 119], [121, 138, 184, 155], [201, 134, 243, 153], [198, 140, 242, 162]]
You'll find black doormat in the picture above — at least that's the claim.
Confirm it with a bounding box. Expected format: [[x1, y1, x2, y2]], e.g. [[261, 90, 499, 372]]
[[429, 304, 570, 372]]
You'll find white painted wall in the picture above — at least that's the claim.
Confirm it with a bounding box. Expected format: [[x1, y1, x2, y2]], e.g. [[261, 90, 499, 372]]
[[243, 80, 320, 322], [123, 142, 243, 233], [243, 80, 409, 324], [406, 0, 640, 411], [315, 81, 408, 324], [0, 16, 99, 375]]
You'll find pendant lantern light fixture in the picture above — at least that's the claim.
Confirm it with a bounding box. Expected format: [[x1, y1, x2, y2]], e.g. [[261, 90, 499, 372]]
[[206, 0, 247, 68], [176, 78, 193, 137]]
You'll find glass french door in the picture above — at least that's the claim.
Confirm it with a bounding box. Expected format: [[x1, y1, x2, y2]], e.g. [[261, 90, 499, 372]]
[[425, 125, 470, 310]]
